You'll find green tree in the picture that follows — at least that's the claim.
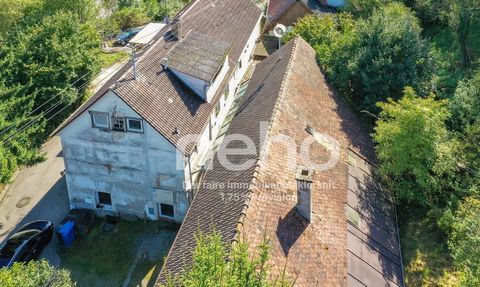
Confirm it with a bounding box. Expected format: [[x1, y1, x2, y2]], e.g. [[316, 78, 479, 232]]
[[0, 8, 100, 183], [446, 0, 480, 67], [156, 0, 190, 20], [352, 3, 435, 112], [448, 196, 480, 286], [162, 231, 294, 287], [0, 83, 45, 183], [287, 3, 435, 114], [0, 260, 75, 287], [373, 87, 457, 206], [0, 0, 41, 34], [343, 0, 393, 17], [41, 0, 99, 23], [0, 11, 101, 129], [448, 72, 480, 132], [112, 6, 149, 30]]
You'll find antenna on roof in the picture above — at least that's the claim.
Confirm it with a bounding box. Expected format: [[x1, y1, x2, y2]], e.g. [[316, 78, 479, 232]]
[[127, 43, 137, 80], [273, 24, 287, 49]]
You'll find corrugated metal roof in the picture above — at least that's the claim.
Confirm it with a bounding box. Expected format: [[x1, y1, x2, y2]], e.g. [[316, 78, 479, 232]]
[[347, 150, 403, 286], [129, 23, 166, 44]]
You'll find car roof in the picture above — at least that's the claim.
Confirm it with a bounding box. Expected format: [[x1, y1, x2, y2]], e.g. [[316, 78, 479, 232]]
[[9, 229, 41, 242]]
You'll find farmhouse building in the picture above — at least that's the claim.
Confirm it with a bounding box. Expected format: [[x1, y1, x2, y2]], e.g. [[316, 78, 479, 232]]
[[57, 0, 262, 223]]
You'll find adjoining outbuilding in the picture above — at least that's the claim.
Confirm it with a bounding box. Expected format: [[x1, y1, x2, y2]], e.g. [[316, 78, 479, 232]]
[[264, 0, 342, 32]]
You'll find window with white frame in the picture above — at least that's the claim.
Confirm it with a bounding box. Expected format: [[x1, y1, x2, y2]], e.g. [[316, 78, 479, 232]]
[[91, 112, 110, 129], [126, 118, 144, 133]]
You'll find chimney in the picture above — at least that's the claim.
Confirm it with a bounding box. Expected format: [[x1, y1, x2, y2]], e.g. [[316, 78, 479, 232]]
[[171, 17, 182, 39], [162, 57, 169, 70], [296, 167, 313, 222]]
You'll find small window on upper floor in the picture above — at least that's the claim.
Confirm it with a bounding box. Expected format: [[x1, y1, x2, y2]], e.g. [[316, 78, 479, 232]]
[[223, 85, 229, 103], [239, 59, 242, 69], [214, 101, 221, 117], [91, 112, 110, 129], [126, 118, 144, 133]]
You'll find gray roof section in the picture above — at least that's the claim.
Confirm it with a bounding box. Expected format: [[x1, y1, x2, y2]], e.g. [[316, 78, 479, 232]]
[[167, 31, 231, 82]]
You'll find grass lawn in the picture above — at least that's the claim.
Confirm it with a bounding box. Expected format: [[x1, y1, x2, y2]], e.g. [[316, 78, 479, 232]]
[[399, 208, 464, 286], [59, 219, 179, 287], [424, 19, 480, 97], [99, 51, 129, 69]]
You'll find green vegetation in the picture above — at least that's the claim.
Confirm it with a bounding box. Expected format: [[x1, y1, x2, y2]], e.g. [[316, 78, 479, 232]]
[[0, 2, 101, 183], [446, 196, 480, 285], [373, 87, 456, 206], [99, 51, 130, 68], [60, 219, 178, 287], [162, 231, 294, 287], [98, 0, 190, 39], [0, 260, 75, 287], [400, 209, 463, 286]]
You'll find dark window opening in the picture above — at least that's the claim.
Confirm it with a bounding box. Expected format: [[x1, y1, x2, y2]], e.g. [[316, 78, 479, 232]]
[[98, 192, 112, 206], [160, 203, 174, 217], [112, 116, 125, 132]]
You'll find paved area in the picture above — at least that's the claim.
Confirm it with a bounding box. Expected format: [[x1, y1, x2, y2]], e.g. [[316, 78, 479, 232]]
[[0, 136, 68, 266], [91, 60, 128, 94]]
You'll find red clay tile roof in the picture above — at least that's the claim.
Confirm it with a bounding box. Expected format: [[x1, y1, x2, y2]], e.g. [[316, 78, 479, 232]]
[[57, 0, 262, 154], [266, 0, 335, 28], [157, 37, 298, 284], [158, 37, 403, 286]]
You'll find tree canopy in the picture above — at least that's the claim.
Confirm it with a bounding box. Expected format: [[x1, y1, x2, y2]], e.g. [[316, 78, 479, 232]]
[[0, 2, 101, 183], [448, 196, 480, 285], [0, 260, 75, 287], [162, 231, 293, 287], [373, 87, 457, 206]]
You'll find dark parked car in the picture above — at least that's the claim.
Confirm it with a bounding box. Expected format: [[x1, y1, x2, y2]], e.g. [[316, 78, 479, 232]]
[[115, 26, 143, 45], [0, 221, 53, 268]]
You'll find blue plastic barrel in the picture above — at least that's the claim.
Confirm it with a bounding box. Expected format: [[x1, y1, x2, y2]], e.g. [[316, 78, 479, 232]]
[[59, 221, 75, 247]]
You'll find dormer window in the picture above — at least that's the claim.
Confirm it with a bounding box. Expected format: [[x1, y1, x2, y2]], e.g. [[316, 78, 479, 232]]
[[164, 31, 231, 102], [126, 118, 144, 133], [91, 112, 110, 129]]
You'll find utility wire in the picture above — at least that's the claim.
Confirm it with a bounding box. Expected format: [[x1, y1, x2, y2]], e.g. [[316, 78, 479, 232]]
[[0, 0, 215, 136], [2, 0, 228, 148]]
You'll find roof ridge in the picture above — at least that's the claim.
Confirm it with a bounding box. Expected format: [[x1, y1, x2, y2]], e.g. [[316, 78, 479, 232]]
[[234, 37, 301, 239]]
